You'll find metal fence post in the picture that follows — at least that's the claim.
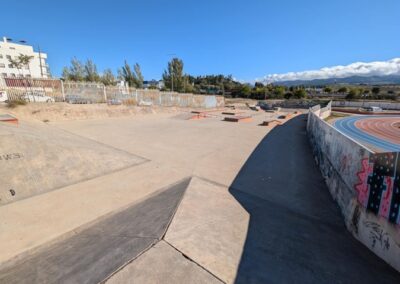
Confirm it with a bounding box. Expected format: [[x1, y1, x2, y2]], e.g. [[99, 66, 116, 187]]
[[61, 80, 65, 101], [103, 85, 107, 102]]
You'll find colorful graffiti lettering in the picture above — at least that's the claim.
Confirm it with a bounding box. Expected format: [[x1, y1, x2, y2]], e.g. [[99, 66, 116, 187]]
[[355, 152, 400, 225]]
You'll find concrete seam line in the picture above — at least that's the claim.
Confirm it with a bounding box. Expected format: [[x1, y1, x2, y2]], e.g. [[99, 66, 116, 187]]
[[0, 175, 183, 270], [193, 175, 231, 189], [162, 240, 226, 284], [98, 239, 159, 284], [160, 176, 192, 240], [100, 177, 192, 283], [46, 122, 151, 162]]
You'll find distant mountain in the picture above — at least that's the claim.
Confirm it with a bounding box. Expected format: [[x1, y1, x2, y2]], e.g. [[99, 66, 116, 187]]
[[258, 58, 400, 86], [273, 75, 400, 87]]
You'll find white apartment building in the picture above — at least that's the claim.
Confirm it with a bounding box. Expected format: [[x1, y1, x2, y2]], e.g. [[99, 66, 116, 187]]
[[0, 37, 50, 78]]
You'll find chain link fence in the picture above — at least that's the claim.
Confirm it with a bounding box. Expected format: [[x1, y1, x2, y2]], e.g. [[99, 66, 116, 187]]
[[0, 77, 224, 108]]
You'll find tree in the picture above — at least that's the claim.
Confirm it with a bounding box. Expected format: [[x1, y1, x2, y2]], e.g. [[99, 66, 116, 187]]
[[324, 87, 332, 93], [8, 57, 24, 77], [101, 69, 116, 85], [346, 89, 360, 100], [62, 57, 85, 81], [241, 85, 251, 98], [118, 61, 143, 88], [338, 87, 348, 94], [284, 92, 293, 99], [293, 88, 307, 99], [133, 63, 144, 88], [273, 86, 285, 98], [8, 54, 34, 78], [84, 59, 100, 82], [371, 87, 380, 95], [162, 58, 184, 92], [254, 82, 264, 88]]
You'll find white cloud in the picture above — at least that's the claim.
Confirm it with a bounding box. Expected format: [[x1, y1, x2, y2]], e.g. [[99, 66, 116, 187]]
[[258, 58, 400, 83]]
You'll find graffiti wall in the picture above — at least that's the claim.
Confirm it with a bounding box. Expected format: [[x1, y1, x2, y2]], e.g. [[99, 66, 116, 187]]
[[355, 153, 400, 224], [307, 105, 400, 271]]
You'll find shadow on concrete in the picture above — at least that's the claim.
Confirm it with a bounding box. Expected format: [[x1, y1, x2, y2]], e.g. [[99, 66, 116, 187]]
[[229, 114, 400, 283]]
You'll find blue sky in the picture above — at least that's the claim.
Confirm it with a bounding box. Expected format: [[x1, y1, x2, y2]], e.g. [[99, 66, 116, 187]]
[[1, 0, 399, 81]]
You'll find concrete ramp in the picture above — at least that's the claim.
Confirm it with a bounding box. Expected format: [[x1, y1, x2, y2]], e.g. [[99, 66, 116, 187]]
[[0, 178, 190, 283], [0, 121, 146, 205]]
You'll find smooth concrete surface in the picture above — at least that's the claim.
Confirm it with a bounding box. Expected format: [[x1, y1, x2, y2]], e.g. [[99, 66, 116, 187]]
[[2, 107, 397, 283], [0, 178, 189, 284], [165, 177, 250, 283], [52, 112, 276, 187], [107, 241, 223, 284], [0, 120, 145, 205], [167, 115, 400, 283], [1, 109, 275, 268], [229, 115, 400, 283], [0, 161, 188, 265]]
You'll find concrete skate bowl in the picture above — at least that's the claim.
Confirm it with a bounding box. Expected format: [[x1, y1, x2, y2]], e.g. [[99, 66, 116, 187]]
[[0, 122, 146, 205]]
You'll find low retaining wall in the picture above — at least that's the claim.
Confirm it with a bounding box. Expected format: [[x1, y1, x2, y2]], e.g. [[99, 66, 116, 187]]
[[307, 102, 400, 271]]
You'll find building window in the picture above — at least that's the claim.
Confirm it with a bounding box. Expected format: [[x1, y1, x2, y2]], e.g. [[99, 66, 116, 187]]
[[8, 64, 13, 68], [25, 74, 31, 78], [10, 47, 15, 50], [6, 55, 11, 60], [0, 63, 5, 68], [0, 54, 3, 58], [10, 73, 16, 77], [1, 73, 6, 77]]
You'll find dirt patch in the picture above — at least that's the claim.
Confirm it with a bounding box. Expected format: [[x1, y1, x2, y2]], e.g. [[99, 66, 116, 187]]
[[0, 103, 189, 122]]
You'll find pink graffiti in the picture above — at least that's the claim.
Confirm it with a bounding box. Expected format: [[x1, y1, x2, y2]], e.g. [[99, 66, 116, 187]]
[[379, 176, 393, 219], [354, 158, 373, 207]]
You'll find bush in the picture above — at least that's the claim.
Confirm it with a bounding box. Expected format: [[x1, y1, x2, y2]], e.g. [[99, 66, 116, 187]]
[[346, 89, 360, 100], [284, 92, 293, 99], [7, 99, 27, 108], [122, 98, 137, 106], [293, 89, 307, 99]]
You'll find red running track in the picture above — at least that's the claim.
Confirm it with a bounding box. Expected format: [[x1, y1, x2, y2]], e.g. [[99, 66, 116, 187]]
[[355, 117, 400, 145]]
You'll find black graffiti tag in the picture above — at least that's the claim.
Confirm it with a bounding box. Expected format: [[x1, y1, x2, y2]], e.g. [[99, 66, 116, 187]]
[[0, 153, 23, 161]]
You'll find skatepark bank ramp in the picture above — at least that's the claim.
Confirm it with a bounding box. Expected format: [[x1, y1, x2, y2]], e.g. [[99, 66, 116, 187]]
[[0, 121, 145, 205]]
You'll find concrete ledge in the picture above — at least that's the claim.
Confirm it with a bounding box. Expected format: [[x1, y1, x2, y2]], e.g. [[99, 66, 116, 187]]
[[223, 116, 252, 122]]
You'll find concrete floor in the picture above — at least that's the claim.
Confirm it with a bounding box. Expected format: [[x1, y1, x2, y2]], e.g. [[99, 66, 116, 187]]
[[1, 108, 399, 283]]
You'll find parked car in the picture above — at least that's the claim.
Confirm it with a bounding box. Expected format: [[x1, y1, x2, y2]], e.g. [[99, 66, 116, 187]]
[[257, 101, 273, 111], [107, 99, 122, 105], [0, 91, 8, 103], [22, 91, 55, 103], [364, 106, 383, 112], [65, 95, 93, 104]]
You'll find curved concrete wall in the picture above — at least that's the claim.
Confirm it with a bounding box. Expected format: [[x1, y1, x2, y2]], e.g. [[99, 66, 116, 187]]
[[307, 103, 400, 272]]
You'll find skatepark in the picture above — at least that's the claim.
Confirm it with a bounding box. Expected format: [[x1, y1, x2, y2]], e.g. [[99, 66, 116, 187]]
[[0, 103, 400, 283]]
